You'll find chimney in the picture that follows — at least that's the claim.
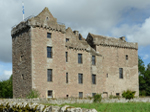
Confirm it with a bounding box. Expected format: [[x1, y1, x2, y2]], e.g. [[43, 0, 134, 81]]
[[120, 36, 125, 41]]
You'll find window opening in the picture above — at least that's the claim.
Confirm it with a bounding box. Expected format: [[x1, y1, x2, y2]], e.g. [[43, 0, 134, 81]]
[[92, 55, 96, 65], [47, 69, 52, 82], [92, 74, 96, 84], [79, 92, 83, 98], [119, 68, 123, 79], [78, 73, 83, 84], [47, 47, 52, 58], [78, 54, 82, 64], [48, 90, 53, 98], [47, 33, 51, 38], [66, 52, 68, 62]]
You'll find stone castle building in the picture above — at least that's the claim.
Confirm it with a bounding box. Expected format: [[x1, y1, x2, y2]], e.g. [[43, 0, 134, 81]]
[[11, 7, 139, 98]]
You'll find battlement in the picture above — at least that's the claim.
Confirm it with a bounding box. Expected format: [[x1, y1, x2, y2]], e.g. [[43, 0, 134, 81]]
[[86, 33, 138, 50]]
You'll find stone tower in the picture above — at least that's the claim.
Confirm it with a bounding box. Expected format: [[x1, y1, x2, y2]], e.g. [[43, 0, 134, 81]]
[[12, 7, 139, 98]]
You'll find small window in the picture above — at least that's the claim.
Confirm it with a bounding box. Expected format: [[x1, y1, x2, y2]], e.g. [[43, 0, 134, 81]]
[[116, 93, 120, 96], [126, 55, 128, 60], [22, 74, 25, 80], [46, 17, 49, 20], [66, 52, 68, 62], [106, 73, 108, 78], [47, 33, 51, 38], [20, 55, 23, 61], [47, 69, 52, 82], [47, 90, 53, 98], [66, 38, 69, 42], [66, 72, 68, 83], [78, 54, 82, 64], [92, 93, 96, 97], [92, 74, 96, 84], [66, 95, 69, 98], [47, 47, 52, 58], [92, 55, 96, 65], [78, 73, 83, 84], [79, 92, 83, 98], [119, 68, 123, 79]]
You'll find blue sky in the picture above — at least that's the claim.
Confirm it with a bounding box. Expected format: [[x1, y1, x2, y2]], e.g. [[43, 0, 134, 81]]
[[0, 0, 150, 80]]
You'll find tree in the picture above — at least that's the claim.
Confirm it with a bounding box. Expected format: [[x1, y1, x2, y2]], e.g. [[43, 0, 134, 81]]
[[0, 75, 13, 98]]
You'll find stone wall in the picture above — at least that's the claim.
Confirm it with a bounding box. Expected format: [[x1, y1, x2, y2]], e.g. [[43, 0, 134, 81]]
[[12, 27, 32, 98], [0, 99, 96, 112]]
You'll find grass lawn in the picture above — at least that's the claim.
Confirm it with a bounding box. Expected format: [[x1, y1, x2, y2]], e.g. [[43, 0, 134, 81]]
[[58, 102, 150, 112]]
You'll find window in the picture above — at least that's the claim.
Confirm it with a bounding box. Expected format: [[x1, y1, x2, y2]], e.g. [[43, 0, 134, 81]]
[[78, 54, 82, 64], [119, 68, 123, 79], [116, 93, 120, 96], [79, 92, 83, 98], [66, 52, 68, 62], [126, 55, 128, 60], [47, 90, 53, 98], [66, 72, 68, 83], [92, 55, 96, 65], [78, 73, 83, 84], [106, 73, 108, 78], [92, 93, 96, 97], [66, 38, 69, 42], [47, 47, 52, 58], [92, 74, 96, 84], [47, 33, 51, 38], [47, 69, 52, 82], [22, 74, 25, 80]]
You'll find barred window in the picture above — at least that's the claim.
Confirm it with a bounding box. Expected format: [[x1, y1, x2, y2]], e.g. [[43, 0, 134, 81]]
[[119, 68, 123, 79], [47, 69, 52, 82], [92, 74, 96, 84], [78, 54, 82, 64], [78, 73, 83, 84], [47, 47, 52, 58], [92, 55, 96, 65]]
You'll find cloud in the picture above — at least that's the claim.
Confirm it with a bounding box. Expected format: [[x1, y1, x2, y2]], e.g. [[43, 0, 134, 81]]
[[0, 70, 12, 81], [0, 0, 150, 63], [111, 17, 150, 46], [143, 54, 149, 60]]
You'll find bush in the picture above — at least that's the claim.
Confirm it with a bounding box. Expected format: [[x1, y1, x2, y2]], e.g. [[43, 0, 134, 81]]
[[122, 90, 136, 100], [93, 94, 102, 103], [26, 89, 40, 99]]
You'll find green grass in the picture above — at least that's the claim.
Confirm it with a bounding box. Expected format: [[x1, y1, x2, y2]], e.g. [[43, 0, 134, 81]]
[[44, 102, 150, 112]]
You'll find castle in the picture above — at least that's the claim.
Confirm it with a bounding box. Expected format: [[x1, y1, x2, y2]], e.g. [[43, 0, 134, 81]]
[[11, 7, 139, 98]]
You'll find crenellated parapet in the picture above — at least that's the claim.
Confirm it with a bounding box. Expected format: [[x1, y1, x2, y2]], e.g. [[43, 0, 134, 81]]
[[86, 33, 138, 50]]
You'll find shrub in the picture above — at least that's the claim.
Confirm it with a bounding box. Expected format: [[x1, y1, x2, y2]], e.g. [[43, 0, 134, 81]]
[[122, 90, 136, 100], [26, 89, 40, 99], [93, 94, 102, 103]]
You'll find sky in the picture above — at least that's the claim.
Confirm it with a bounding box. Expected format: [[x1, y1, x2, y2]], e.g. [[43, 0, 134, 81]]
[[0, 0, 150, 80]]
